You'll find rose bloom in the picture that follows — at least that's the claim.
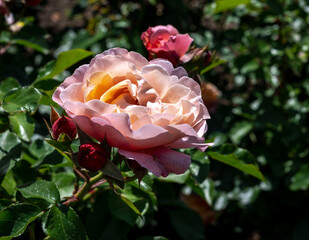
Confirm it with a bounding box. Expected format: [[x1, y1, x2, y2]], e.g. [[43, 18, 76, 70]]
[[53, 48, 211, 177], [141, 25, 193, 66]]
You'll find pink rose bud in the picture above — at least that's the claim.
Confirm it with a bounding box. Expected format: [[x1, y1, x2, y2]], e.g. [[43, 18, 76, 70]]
[[52, 116, 77, 140], [78, 143, 108, 171], [25, 0, 40, 6], [141, 24, 193, 66]]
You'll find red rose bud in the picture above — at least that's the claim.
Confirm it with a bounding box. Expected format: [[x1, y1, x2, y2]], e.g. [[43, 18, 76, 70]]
[[25, 0, 40, 6], [78, 143, 108, 171], [52, 116, 77, 140], [203, 50, 212, 66]]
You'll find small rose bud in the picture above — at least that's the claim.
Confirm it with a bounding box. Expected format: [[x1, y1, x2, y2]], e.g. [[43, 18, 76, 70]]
[[25, 0, 40, 6], [78, 143, 108, 171], [52, 116, 77, 140], [203, 50, 212, 66]]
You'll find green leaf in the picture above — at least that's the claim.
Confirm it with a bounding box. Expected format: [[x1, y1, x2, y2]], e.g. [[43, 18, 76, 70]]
[[108, 192, 140, 226], [137, 237, 169, 240], [214, 0, 251, 13], [8, 113, 35, 142], [229, 121, 253, 145], [45, 139, 73, 165], [120, 195, 142, 216], [0, 200, 12, 212], [1, 170, 16, 196], [159, 171, 190, 184], [12, 39, 48, 54], [41, 49, 93, 80], [18, 180, 61, 204], [0, 78, 20, 101], [34, 79, 62, 91], [2, 87, 42, 114], [52, 172, 75, 199], [0, 113, 10, 133], [200, 58, 226, 75], [290, 164, 309, 191], [0, 203, 42, 238], [34, 60, 56, 82], [0, 131, 21, 184], [46, 204, 88, 240], [207, 144, 265, 181]]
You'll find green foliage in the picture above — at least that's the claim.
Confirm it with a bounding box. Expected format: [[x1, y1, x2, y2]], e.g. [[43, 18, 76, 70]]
[[0, 204, 42, 239], [18, 180, 61, 205], [1, 87, 42, 114], [40, 49, 93, 80], [45, 204, 88, 240], [207, 144, 265, 181]]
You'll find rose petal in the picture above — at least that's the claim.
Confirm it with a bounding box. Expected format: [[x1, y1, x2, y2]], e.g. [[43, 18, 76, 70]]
[[141, 64, 171, 97], [165, 34, 193, 57], [52, 65, 88, 105], [118, 147, 191, 177]]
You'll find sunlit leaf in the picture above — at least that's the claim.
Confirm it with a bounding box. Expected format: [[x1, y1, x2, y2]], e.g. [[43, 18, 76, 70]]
[[46, 204, 88, 240], [2, 87, 42, 115], [18, 180, 61, 204], [8, 113, 35, 142], [207, 144, 265, 181], [0, 204, 42, 239], [214, 0, 251, 13], [41, 49, 93, 80], [0, 78, 20, 101]]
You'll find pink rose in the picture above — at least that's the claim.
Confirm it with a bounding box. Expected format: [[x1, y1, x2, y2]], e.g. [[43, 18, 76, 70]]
[[141, 25, 193, 66], [52, 48, 211, 177]]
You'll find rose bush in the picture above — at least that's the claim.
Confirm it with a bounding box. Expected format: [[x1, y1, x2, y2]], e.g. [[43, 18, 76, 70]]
[[53, 48, 211, 177], [141, 25, 193, 66]]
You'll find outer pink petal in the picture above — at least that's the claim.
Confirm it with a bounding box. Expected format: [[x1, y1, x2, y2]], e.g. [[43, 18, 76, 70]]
[[118, 147, 191, 177], [70, 115, 130, 149], [150, 147, 191, 175], [52, 64, 88, 106], [60, 83, 84, 103], [98, 113, 176, 150], [165, 34, 193, 57], [100, 48, 148, 70], [152, 25, 179, 35], [118, 149, 167, 177], [171, 67, 188, 78]]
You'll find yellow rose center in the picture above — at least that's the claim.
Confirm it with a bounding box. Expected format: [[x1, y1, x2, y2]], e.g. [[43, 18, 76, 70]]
[[83, 72, 138, 108]]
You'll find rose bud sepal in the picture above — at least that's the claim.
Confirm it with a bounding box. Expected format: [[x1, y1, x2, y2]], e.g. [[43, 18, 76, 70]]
[[126, 159, 148, 186], [100, 159, 124, 181], [50, 105, 60, 126]]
